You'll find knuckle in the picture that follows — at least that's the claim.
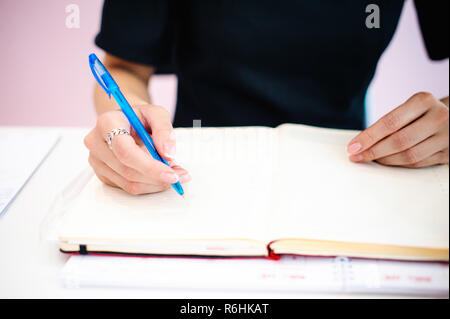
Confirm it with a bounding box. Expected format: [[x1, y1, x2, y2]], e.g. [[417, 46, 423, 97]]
[[382, 112, 401, 132], [114, 142, 130, 163], [97, 112, 109, 127], [97, 175, 107, 184], [413, 92, 434, 105], [91, 166, 104, 180], [87, 154, 96, 168], [158, 184, 171, 192], [97, 175, 111, 186], [409, 161, 422, 168], [362, 130, 375, 144], [364, 148, 376, 161], [124, 181, 141, 195], [404, 148, 419, 164], [83, 133, 93, 149], [436, 106, 449, 124], [148, 105, 171, 122], [392, 131, 410, 149], [153, 127, 173, 138], [375, 158, 387, 166], [438, 150, 449, 164], [151, 104, 169, 114], [121, 166, 135, 181], [97, 110, 122, 131]]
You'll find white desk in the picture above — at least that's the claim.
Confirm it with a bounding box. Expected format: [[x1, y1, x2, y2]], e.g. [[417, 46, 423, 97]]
[[0, 126, 438, 298]]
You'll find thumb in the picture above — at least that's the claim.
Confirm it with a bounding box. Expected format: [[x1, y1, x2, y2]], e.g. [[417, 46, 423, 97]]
[[140, 105, 176, 161]]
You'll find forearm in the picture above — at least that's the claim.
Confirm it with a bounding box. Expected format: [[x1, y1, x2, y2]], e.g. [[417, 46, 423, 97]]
[[93, 55, 154, 115], [441, 96, 449, 107]]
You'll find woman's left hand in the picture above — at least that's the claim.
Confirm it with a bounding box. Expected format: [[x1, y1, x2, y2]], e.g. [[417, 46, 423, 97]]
[[347, 92, 449, 168]]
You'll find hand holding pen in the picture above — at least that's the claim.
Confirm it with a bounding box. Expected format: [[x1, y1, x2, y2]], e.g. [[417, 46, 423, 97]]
[[84, 54, 191, 195]]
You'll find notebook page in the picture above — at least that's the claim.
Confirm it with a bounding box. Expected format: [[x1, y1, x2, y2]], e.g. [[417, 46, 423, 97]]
[[268, 124, 449, 249], [59, 127, 276, 246]]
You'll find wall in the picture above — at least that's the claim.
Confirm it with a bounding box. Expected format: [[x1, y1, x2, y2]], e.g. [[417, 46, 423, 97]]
[[367, 0, 449, 125]]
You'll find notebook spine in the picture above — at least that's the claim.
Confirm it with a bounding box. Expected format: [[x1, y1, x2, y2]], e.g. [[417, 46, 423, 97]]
[[267, 245, 281, 260]]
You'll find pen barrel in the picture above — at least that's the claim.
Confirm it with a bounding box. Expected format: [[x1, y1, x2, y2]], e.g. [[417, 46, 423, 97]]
[[111, 90, 162, 161]]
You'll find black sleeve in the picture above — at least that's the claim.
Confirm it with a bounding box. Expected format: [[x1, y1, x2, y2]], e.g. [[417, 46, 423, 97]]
[[95, 0, 175, 73], [414, 0, 449, 60]]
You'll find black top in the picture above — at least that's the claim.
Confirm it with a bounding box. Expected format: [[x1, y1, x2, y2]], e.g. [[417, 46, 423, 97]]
[[95, 0, 448, 130]]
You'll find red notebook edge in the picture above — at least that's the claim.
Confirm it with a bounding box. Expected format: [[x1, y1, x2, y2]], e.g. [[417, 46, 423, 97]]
[[60, 244, 280, 261]]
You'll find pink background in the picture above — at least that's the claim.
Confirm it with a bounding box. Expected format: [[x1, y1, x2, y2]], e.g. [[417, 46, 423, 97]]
[[0, 0, 448, 127]]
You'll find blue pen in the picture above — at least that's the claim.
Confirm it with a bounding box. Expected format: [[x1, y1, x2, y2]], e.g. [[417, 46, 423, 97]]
[[89, 53, 184, 197]]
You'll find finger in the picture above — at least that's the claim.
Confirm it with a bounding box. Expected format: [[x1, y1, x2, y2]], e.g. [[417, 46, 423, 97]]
[[96, 174, 117, 188], [375, 135, 448, 166], [89, 150, 162, 185], [350, 110, 440, 162], [140, 105, 176, 161], [347, 92, 433, 155], [112, 134, 179, 184], [179, 173, 192, 184], [89, 155, 170, 195], [172, 165, 191, 184], [87, 129, 189, 184], [88, 132, 160, 184], [403, 150, 448, 168], [96, 111, 179, 184]]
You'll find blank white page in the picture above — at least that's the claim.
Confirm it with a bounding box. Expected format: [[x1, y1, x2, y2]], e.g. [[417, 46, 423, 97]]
[[268, 124, 449, 249], [59, 127, 275, 244]]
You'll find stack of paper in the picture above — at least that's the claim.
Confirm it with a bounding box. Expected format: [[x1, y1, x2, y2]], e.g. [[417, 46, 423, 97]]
[[62, 255, 449, 296]]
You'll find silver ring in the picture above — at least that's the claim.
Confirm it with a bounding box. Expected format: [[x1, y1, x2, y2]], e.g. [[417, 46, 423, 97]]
[[105, 128, 130, 150]]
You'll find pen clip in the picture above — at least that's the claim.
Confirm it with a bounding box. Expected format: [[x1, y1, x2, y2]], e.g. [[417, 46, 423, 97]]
[[89, 53, 111, 98]]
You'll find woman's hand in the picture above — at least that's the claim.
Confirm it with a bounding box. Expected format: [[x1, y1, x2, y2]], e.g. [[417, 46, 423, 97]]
[[84, 104, 191, 195], [347, 92, 449, 168]]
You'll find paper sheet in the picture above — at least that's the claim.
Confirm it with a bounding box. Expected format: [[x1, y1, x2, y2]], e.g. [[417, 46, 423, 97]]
[[0, 128, 59, 216], [61, 255, 449, 296]]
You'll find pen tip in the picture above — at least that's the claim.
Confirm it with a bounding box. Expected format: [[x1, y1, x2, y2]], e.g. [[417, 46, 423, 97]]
[[181, 194, 185, 199]]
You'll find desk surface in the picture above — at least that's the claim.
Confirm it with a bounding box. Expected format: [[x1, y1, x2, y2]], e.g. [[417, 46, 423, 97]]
[[0, 126, 437, 299]]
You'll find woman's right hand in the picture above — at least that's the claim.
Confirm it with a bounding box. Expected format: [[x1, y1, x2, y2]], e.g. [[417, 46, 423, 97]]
[[84, 104, 191, 195]]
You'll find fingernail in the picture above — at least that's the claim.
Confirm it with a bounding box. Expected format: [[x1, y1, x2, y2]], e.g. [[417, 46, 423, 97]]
[[168, 158, 178, 167], [164, 142, 176, 159], [348, 142, 362, 154], [179, 173, 191, 183], [160, 171, 179, 183], [350, 154, 363, 162]]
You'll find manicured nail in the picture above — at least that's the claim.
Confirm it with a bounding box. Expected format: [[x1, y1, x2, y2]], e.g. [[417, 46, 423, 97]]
[[167, 158, 178, 167], [160, 171, 179, 183], [164, 142, 176, 159], [350, 154, 364, 162], [179, 173, 192, 183], [348, 142, 362, 154]]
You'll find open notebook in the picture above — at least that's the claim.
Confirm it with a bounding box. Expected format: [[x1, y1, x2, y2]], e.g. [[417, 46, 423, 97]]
[[59, 124, 449, 261]]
